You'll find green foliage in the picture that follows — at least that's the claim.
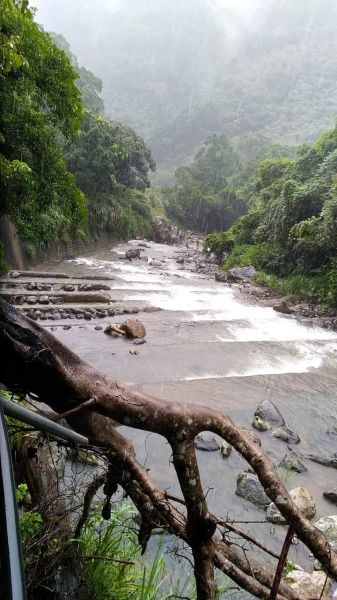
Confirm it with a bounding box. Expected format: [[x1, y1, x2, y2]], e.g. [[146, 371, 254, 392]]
[[16, 484, 43, 550], [215, 119, 337, 306], [166, 134, 245, 233], [0, 0, 87, 249], [223, 244, 283, 273], [64, 110, 156, 239], [78, 502, 195, 600]]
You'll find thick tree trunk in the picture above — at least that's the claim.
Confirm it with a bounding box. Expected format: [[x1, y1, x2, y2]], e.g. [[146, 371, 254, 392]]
[[0, 298, 335, 600]]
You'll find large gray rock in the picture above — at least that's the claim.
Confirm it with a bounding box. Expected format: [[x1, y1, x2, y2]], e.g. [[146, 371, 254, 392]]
[[195, 434, 220, 452], [227, 266, 257, 282], [306, 451, 337, 469], [254, 400, 285, 428], [271, 426, 300, 444], [235, 472, 270, 508], [151, 216, 181, 245], [280, 451, 307, 473], [125, 248, 141, 260], [284, 571, 331, 597], [273, 300, 293, 315], [267, 487, 316, 524], [314, 515, 337, 544]]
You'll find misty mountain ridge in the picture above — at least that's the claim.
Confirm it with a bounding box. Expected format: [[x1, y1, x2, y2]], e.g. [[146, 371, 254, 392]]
[[34, 0, 337, 182]]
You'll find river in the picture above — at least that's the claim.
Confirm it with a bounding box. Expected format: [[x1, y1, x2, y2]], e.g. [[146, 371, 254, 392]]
[[43, 237, 337, 587]]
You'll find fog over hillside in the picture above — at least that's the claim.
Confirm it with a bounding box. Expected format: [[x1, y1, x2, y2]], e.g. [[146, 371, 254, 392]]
[[33, 0, 337, 181]]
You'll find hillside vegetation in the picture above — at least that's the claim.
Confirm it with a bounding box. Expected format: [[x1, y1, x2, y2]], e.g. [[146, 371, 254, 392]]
[[205, 124, 337, 306], [0, 2, 157, 267], [35, 0, 337, 182]]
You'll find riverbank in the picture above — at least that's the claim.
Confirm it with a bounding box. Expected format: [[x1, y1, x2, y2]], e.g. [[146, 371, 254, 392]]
[[2, 234, 337, 593]]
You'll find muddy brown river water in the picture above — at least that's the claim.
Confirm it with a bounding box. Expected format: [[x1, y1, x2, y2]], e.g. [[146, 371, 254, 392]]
[[39, 238, 337, 592]]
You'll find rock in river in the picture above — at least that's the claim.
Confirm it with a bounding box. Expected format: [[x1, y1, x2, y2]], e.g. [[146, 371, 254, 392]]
[[235, 472, 270, 507], [284, 570, 331, 597], [323, 489, 337, 504], [195, 434, 220, 452], [254, 400, 285, 428], [279, 451, 307, 473], [252, 415, 272, 431], [125, 248, 141, 260], [271, 426, 300, 444], [120, 318, 146, 339], [266, 487, 316, 524], [273, 300, 293, 315], [314, 515, 337, 544]]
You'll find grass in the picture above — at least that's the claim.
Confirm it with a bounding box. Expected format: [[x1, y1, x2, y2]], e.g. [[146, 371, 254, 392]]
[[78, 502, 195, 600]]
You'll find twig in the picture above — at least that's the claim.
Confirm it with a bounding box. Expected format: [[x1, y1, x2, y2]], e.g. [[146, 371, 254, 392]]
[[269, 516, 297, 600]]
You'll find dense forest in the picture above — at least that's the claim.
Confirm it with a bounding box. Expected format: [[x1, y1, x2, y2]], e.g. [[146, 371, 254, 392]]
[[33, 0, 337, 183], [0, 0, 158, 269]]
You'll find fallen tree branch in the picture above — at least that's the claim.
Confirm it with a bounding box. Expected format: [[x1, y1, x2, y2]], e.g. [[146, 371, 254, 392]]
[[0, 298, 332, 600]]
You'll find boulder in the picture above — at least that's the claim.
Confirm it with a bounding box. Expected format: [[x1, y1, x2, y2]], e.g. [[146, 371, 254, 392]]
[[235, 472, 270, 508], [252, 416, 272, 431], [314, 515, 337, 544], [151, 216, 181, 245], [323, 489, 337, 505], [279, 451, 307, 473], [62, 284, 76, 292], [195, 434, 220, 452], [227, 266, 257, 282], [125, 248, 141, 260], [271, 426, 300, 444], [254, 400, 285, 428], [267, 487, 316, 524], [38, 295, 50, 305], [10, 271, 20, 278], [26, 296, 38, 305], [306, 451, 337, 469], [215, 272, 228, 283], [273, 300, 293, 315], [284, 570, 331, 597], [120, 318, 146, 339]]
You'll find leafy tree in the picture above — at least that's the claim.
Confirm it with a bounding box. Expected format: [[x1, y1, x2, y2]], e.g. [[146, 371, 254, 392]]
[[0, 0, 87, 252], [166, 134, 245, 233], [64, 110, 156, 237]]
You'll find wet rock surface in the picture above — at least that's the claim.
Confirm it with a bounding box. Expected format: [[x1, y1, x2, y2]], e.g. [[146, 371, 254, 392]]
[[271, 426, 300, 444], [235, 472, 270, 507], [284, 570, 331, 597], [254, 400, 285, 428], [267, 487, 316, 524], [280, 451, 307, 473]]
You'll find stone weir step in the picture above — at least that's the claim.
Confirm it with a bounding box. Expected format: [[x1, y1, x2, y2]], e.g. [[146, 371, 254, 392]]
[[6, 270, 115, 281], [20, 304, 140, 322], [0, 291, 112, 305]]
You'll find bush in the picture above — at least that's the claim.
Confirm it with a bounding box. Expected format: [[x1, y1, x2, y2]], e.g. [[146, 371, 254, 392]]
[[204, 231, 233, 259], [280, 274, 325, 303], [223, 243, 284, 273]]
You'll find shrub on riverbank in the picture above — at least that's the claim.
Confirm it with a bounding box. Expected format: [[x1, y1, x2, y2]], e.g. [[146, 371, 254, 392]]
[[205, 121, 337, 308]]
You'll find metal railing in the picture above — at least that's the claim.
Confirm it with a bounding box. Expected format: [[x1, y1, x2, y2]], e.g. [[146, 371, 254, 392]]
[[0, 394, 88, 600]]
